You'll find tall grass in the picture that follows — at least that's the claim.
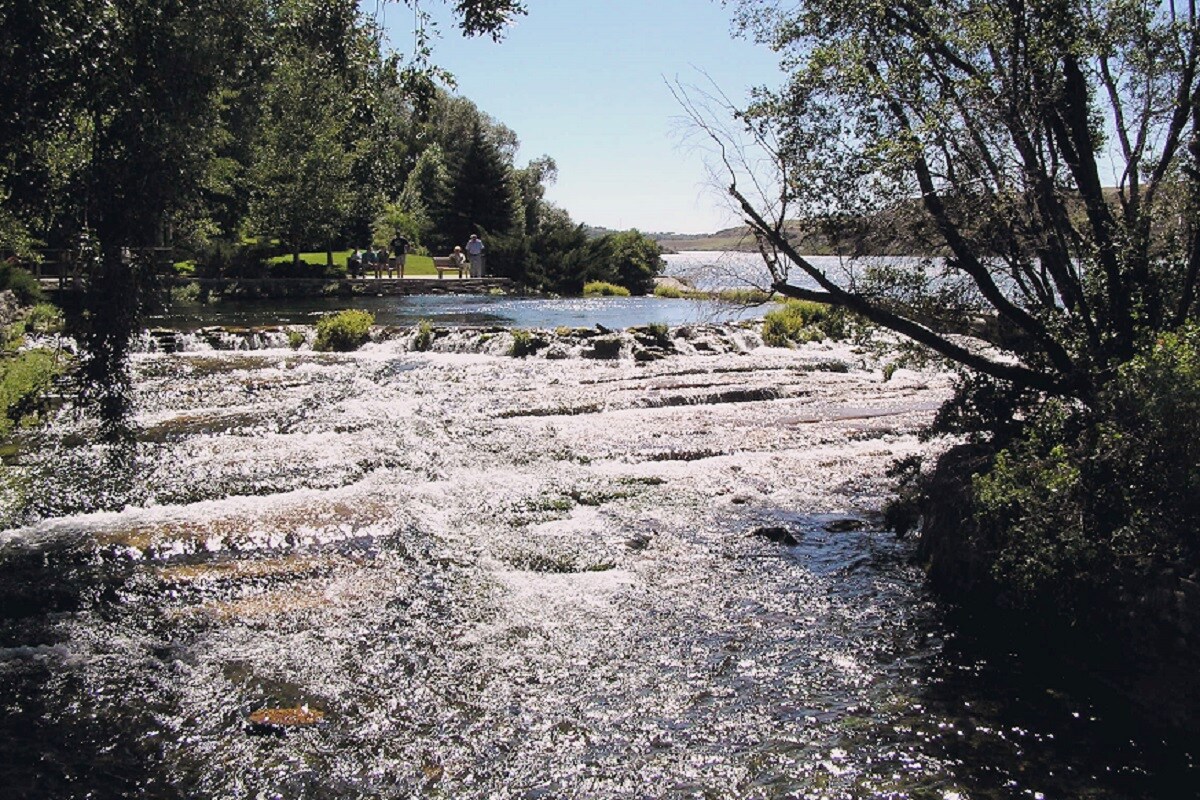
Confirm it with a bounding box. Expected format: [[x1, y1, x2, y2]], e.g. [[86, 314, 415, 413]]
[[582, 281, 631, 297], [761, 299, 849, 346]]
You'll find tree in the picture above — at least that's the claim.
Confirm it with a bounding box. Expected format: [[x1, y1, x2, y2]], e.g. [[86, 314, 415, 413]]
[[248, 57, 356, 265], [696, 0, 1200, 403], [0, 0, 525, 429], [514, 155, 557, 237], [701, 0, 1200, 703], [442, 119, 518, 249]]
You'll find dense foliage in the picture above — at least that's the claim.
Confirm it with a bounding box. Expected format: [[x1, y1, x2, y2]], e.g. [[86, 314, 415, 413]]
[[0, 304, 69, 437], [972, 326, 1200, 621]]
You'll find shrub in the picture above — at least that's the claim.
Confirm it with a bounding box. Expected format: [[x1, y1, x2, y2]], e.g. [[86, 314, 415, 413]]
[[0, 262, 44, 305], [582, 281, 631, 297], [286, 329, 306, 350], [762, 299, 851, 346], [510, 329, 547, 358], [646, 322, 669, 342], [24, 303, 63, 334], [0, 348, 69, 436], [170, 282, 202, 305], [313, 309, 374, 352], [412, 319, 434, 352], [970, 324, 1200, 627], [635, 322, 671, 348]]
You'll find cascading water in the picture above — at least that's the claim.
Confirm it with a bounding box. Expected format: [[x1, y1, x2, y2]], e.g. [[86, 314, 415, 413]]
[[0, 331, 1194, 799]]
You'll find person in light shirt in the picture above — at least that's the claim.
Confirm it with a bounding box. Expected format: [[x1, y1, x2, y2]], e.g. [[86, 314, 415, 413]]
[[465, 234, 485, 278]]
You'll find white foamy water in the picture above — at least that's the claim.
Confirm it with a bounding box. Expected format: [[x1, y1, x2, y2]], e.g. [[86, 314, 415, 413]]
[[0, 334, 1191, 798]]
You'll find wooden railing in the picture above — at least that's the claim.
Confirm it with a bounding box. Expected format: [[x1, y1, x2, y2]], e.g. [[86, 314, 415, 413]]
[[28, 246, 175, 289]]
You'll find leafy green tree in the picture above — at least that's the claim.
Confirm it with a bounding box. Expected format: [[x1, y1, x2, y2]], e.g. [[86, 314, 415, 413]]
[[514, 155, 557, 237], [248, 57, 356, 266], [706, 0, 1200, 400], [402, 144, 453, 247], [604, 230, 663, 295], [706, 0, 1200, 685]]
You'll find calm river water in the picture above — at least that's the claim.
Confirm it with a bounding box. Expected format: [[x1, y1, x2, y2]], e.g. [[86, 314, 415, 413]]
[[148, 253, 775, 331], [1, 272, 1196, 797]]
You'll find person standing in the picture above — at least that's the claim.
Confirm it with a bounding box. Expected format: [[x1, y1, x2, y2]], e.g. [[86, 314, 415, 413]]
[[390, 234, 408, 278], [465, 234, 485, 278]]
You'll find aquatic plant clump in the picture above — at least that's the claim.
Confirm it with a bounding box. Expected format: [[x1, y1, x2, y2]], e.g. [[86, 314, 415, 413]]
[[509, 328, 547, 357], [582, 281, 631, 297], [762, 299, 849, 346], [313, 309, 374, 352], [412, 319, 434, 352]]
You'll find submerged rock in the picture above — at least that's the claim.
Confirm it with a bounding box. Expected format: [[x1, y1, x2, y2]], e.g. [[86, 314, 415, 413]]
[[750, 525, 800, 546], [246, 704, 326, 735], [824, 518, 868, 533]]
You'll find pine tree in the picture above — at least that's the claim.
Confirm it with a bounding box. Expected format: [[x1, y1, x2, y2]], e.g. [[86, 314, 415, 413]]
[[443, 121, 517, 251]]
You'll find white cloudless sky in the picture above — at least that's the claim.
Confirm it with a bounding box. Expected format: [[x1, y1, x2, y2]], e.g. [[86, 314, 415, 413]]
[[373, 0, 785, 234]]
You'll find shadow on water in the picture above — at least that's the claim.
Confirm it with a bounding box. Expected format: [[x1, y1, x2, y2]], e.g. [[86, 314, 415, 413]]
[[766, 515, 1199, 799], [0, 532, 160, 798]]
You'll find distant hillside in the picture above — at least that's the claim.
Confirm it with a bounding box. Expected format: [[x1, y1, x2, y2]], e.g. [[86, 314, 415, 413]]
[[583, 224, 765, 252], [652, 227, 759, 253], [654, 188, 1136, 256], [653, 202, 948, 257]]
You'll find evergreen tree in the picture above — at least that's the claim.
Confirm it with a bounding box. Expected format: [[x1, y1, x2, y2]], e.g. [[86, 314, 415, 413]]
[[442, 120, 518, 251]]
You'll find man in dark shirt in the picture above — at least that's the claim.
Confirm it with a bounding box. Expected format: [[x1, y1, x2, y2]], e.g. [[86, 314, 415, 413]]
[[391, 235, 408, 278]]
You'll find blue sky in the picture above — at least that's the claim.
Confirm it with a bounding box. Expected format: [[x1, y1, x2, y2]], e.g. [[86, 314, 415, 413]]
[[373, 0, 785, 234]]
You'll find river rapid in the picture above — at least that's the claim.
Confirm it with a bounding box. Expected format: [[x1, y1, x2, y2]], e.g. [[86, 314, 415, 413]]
[[0, 327, 1194, 798]]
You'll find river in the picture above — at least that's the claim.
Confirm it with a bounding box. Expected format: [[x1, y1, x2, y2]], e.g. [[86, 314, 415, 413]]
[[0, 322, 1195, 797], [146, 253, 777, 332]]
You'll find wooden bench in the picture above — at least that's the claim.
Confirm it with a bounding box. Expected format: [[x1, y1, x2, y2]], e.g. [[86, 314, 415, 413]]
[[432, 256, 465, 279]]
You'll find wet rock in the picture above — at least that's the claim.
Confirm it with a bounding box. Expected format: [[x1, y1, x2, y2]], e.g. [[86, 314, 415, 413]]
[[584, 336, 622, 359], [632, 347, 667, 362], [246, 704, 326, 735], [824, 518, 868, 533], [750, 525, 799, 546], [625, 533, 652, 551]]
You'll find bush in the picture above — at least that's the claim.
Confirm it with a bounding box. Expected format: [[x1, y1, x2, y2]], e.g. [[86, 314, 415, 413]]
[[970, 325, 1200, 626], [582, 281, 631, 297], [192, 241, 272, 280], [762, 300, 823, 346], [510, 329, 547, 357], [170, 282, 202, 305], [0, 348, 68, 436], [0, 262, 44, 305], [286, 329, 306, 349], [313, 309, 374, 352], [24, 303, 63, 334], [762, 299, 851, 346]]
